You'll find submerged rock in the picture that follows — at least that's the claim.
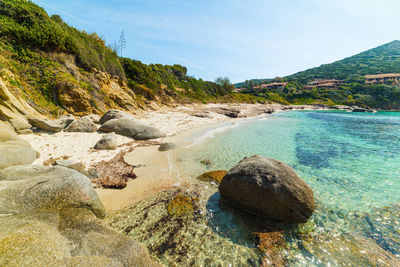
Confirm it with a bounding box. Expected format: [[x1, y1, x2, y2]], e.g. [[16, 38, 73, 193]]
[[219, 155, 315, 223], [107, 187, 262, 266], [99, 118, 166, 140], [197, 170, 227, 184], [158, 142, 177, 151], [94, 132, 118, 150], [64, 116, 97, 132]]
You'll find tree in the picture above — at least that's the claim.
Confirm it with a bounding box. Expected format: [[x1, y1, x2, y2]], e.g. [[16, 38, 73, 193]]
[[215, 76, 235, 92], [118, 31, 126, 57]]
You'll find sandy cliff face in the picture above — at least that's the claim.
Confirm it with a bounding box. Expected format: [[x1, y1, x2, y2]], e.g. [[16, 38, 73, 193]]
[[0, 75, 42, 132]]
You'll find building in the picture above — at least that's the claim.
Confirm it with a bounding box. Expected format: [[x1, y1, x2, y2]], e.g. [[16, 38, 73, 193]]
[[365, 73, 400, 85], [305, 79, 344, 90], [254, 82, 288, 90]]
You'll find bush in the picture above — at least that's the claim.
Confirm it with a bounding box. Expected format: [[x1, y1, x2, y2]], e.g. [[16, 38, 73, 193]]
[[0, 0, 124, 77]]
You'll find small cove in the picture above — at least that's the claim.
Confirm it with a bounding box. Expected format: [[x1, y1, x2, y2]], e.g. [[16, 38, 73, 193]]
[[111, 110, 400, 266]]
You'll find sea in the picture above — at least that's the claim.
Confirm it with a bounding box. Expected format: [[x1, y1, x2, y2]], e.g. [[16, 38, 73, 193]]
[[169, 110, 400, 266]]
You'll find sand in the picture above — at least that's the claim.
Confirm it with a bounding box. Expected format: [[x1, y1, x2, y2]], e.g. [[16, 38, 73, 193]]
[[21, 103, 309, 211]]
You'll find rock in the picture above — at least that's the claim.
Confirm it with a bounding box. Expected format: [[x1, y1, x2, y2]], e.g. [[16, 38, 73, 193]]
[[27, 117, 65, 132], [85, 167, 99, 179], [59, 114, 75, 128], [0, 165, 105, 218], [83, 114, 101, 124], [64, 117, 97, 133], [0, 163, 158, 266], [94, 133, 118, 150], [99, 110, 131, 125], [0, 122, 39, 169], [219, 155, 315, 223], [158, 142, 177, 151], [54, 160, 86, 174], [197, 170, 227, 184], [0, 208, 159, 267], [191, 111, 211, 118], [99, 118, 166, 140], [352, 107, 367, 112], [200, 159, 212, 167], [265, 108, 275, 114], [107, 187, 261, 266], [214, 107, 241, 118], [94, 152, 136, 189]]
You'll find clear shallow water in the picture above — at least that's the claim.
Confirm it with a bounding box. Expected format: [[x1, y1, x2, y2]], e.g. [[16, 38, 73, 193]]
[[172, 111, 400, 265]]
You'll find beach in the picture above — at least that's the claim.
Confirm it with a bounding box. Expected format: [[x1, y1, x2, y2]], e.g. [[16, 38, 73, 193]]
[[20, 103, 283, 211]]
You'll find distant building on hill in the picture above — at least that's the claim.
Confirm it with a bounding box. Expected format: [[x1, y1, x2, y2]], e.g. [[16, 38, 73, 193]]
[[305, 79, 344, 90], [365, 73, 400, 85], [254, 82, 288, 90]]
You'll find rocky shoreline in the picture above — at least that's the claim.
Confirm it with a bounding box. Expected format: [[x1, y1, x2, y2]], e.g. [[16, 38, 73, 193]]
[[0, 103, 392, 266]]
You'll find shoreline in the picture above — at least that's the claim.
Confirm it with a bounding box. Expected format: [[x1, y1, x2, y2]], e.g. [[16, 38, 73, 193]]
[[20, 103, 353, 212]]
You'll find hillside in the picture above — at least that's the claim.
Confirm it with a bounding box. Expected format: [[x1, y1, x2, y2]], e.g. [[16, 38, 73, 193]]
[[0, 0, 265, 131], [237, 41, 400, 109], [287, 40, 400, 83]]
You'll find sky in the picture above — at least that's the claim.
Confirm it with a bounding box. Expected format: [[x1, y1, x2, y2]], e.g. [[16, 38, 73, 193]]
[[32, 0, 400, 83]]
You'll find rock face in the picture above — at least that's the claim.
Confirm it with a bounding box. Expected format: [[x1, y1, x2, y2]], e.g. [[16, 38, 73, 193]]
[[99, 109, 130, 124], [0, 164, 158, 266], [0, 122, 39, 169], [219, 155, 315, 223], [99, 118, 166, 140], [94, 133, 118, 150], [65, 116, 97, 132], [158, 142, 177, 151]]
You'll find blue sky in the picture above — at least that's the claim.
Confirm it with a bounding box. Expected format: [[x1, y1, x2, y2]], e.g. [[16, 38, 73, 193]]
[[33, 0, 400, 83]]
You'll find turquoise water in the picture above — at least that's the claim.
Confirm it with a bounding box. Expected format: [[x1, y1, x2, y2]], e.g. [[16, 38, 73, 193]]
[[174, 111, 400, 265]]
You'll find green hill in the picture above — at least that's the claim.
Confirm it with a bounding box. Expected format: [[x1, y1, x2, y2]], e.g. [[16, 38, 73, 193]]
[[237, 41, 400, 109], [0, 0, 264, 123], [287, 40, 400, 83]]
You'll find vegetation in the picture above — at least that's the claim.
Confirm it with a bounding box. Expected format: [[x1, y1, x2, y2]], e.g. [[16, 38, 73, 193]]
[[121, 58, 245, 102], [238, 41, 400, 109], [0, 0, 266, 118], [0, 0, 125, 77]]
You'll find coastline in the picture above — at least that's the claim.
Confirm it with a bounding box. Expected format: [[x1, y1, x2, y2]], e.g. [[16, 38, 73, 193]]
[[20, 103, 346, 212]]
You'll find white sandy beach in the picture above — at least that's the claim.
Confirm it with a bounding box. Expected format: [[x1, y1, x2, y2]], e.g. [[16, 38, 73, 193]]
[[20, 104, 275, 211]]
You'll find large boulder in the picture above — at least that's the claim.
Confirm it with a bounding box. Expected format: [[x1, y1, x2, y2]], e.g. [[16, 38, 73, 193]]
[[219, 155, 315, 223], [99, 118, 166, 140], [0, 164, 158, 266], [64, 117, 97, 133], [0, 208, 159, 266], [27, 115, 74, 132], [99, 110, 131, 125], [0, 165, 105, 218], [0, 122, 39, 169], [94, 132, 118, 150], [83, 114, 101, 124]]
